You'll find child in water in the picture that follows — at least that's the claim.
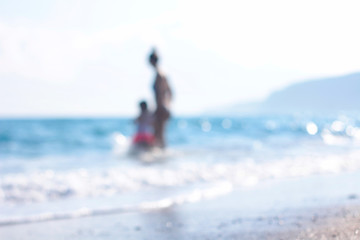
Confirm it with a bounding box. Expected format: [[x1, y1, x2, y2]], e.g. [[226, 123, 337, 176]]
[[133, 100, 155, 147]]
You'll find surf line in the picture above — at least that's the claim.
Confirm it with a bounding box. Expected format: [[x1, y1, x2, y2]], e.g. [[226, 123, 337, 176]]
[[0, 182, 233, 226]]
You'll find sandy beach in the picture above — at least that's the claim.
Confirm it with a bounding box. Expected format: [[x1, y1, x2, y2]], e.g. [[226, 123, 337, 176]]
[[1, 171, 360, 240], [1, 195, 359, 240]]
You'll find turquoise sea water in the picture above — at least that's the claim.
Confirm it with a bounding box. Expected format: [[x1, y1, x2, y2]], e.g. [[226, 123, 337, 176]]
[[1, 114, 360, 225]]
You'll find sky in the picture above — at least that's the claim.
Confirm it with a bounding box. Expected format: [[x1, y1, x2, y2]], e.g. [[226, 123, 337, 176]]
[[0, 0, 360, 117]]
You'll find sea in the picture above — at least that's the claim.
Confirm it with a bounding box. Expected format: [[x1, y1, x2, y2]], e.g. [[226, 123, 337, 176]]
[[1, 113, 360, 226]]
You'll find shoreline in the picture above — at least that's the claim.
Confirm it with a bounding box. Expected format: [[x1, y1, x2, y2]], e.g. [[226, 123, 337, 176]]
[[1, 171, 360, 239], [1, 197, 359, 239]]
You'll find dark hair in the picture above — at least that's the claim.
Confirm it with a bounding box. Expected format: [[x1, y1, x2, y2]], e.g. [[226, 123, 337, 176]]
[[139, 100, 147, 111], [149, 48, 158, 66]]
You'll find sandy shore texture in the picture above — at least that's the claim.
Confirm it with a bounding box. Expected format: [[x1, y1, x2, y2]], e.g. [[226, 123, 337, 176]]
[[1, 196, 360, 240], [2, 171, 360, 240]]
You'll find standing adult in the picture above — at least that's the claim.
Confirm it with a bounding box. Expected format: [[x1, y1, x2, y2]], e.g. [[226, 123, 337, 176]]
[[149, 49, 172, 148]]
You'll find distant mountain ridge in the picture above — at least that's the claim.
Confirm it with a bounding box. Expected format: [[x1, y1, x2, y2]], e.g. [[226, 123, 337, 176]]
[[261, 72, 360, 113], [210, 72, 360, 115]]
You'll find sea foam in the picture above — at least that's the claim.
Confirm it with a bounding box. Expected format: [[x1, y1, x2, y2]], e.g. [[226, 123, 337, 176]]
[[1, 149, 360, 204]]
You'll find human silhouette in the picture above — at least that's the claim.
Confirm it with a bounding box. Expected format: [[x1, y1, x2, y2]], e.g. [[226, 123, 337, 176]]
[[132, 100, 155, 149], [149, 49, 172, 148]]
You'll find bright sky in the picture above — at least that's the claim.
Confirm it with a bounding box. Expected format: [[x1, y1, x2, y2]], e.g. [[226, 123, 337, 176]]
[[0, 0, 359, 117]]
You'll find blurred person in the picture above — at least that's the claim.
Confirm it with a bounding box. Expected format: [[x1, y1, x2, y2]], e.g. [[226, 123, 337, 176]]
[[133, 100, 154, 148], [149, 48, 172, 148]]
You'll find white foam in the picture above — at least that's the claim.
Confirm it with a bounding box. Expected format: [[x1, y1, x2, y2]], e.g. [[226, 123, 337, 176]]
[[1, 150, 360, 204], [0, 181, 232, 226]]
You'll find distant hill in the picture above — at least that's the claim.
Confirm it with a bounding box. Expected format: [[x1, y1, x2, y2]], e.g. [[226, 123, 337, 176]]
[[208, 72, 360, 116], [260, 72, 360, 113]]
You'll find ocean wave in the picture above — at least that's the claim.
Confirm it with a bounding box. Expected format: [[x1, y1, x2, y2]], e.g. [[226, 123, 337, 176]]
[[1, 150, 360, 204], [2, 116, 359, 158], [0, 181, 232, 226]]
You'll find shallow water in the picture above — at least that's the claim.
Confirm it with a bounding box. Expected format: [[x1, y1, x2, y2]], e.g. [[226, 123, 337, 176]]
[[1, 114, 360, 225]]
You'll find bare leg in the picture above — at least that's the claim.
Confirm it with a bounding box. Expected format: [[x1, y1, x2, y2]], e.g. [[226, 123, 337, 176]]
[[154, 118, 166, 148], [154, 107, 169, 148]]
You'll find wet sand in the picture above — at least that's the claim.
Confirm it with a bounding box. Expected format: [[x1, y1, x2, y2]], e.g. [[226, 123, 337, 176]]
[[1, 198, 360, 240], [1, 172, 360, 239]]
